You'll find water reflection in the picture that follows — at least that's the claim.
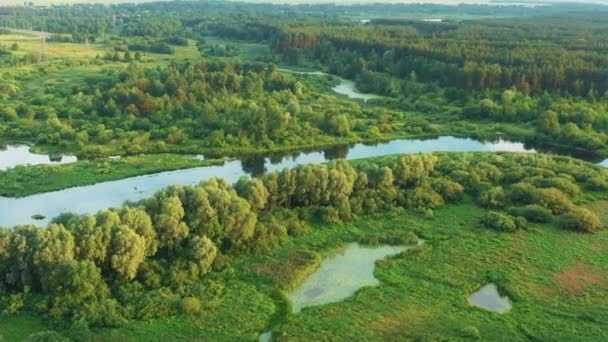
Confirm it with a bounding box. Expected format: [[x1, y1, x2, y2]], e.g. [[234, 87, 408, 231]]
[[0, 136, 534, 227], [468, 283, 512, 313], [288, 242, 418, 313], [0, 145, 77, 170]]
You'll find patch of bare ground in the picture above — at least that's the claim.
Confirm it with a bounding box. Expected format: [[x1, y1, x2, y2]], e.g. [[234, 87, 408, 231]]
[[554, 262, 605, 294]]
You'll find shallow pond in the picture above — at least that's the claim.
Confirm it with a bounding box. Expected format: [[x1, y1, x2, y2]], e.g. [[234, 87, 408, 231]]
[[288, 242, 421, 313], [0, 136, 534, 227], [468, 283, 512, 313], [0, 145, 77, 171]]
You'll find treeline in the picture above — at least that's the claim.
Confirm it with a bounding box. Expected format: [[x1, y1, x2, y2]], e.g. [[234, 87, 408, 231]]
[[3, 1, 606, 43], [0, 5, 113, 41], [270, 15, 608, 96], [0, 152, 605, 327]]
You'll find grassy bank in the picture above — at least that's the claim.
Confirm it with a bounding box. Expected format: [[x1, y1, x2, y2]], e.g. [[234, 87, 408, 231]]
[[0, 154, 226, 197]]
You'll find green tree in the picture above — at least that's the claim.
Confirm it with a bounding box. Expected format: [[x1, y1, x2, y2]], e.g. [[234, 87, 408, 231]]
[[154, 196, 189, 252], [538, 110, 560, 135], [187, 236, 218, 274], [109, 225, 146, 280], [120, 207, 157, 257]]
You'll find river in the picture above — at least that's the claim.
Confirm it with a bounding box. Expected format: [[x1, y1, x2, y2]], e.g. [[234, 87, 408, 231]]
[[0, 145, 77, 171], [278, 68, 379, 102], [0, 136, 534, 227]]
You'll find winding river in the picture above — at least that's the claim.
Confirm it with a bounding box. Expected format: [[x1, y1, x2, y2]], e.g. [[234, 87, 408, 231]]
[[0, 136, 533, 227], [278, 68, 379, 102]]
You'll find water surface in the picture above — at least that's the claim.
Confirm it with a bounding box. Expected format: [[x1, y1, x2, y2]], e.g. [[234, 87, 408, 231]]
[[288, 242, 420, 313], [278, 68, 378, 101], [0, 145, 77, 171], [468, 283, 512, 313], [0, 137, 533, 227]]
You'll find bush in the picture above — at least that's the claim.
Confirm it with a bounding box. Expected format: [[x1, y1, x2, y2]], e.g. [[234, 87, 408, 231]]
[[509, 182, 537, 204], [461, 325, 481, 339], [507, 205, 552, 223], [181, 297, 202, 315], [316, 206, 341, 224], [407, 185, 444, 210], [535, 188, 573, 214], [258, 251, 321, 290], [533, 176, 579, 197], [477, 186, 505, 209], [433, 178, 464, 201], [559, 207, 603, 233], [65, 320, 92, 342], [481, 212, 526, 232], [588, 175, 608, 190]]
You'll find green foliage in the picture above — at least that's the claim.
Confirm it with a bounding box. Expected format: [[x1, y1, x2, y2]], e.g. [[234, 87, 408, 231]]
[[481, 212, 526, 232], [257, 251, 321, 290], [508, 205, 553, 223], [461, 325, 481, 339], [559, 207, 604, 233], [478, 186, 506, 209], [180, 297, 202, 315], [25, 331, 67, 342]]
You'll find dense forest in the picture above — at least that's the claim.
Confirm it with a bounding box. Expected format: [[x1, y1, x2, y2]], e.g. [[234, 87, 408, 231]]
[[1, 1, 608, 340], [211, 16, 608, 157]]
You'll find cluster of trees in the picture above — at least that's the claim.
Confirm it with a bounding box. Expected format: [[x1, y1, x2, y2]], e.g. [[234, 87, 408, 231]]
[[1, 60, 416, 157], [0, 152, 604, 326]]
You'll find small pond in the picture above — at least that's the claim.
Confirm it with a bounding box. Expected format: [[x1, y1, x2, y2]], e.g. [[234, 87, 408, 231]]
[[288, 241, 422, 313], [468, 283, 512, 313], [0, 145, 77, 171]]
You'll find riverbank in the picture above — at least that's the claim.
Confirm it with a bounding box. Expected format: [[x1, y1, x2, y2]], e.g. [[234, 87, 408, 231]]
[[0, 154, 226, 198], [0, 137, 536, 227]]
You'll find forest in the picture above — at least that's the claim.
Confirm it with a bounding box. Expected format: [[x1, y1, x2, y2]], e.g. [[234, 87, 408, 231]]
[[0, 1, 608, 341]]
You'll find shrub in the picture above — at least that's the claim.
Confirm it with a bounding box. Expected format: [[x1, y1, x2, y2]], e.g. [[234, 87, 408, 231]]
[[588, 175, 608, 190], [507, 205, 552, 223], [316, 206, 340, 224], [481, 212, 526, 232], [65, 320, 92, 342], [407, 185, 444, 210], [535, 188, 573, 214], [461, 325, 481, 339], [533, 177, 579, 197], [257, 251, 321, 290], [477, 186, 505, 209], [559, 207, 604, 233], [432, 178, 464, 201], [509, 182, 537, 204], [181, 297, 202, 315]]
